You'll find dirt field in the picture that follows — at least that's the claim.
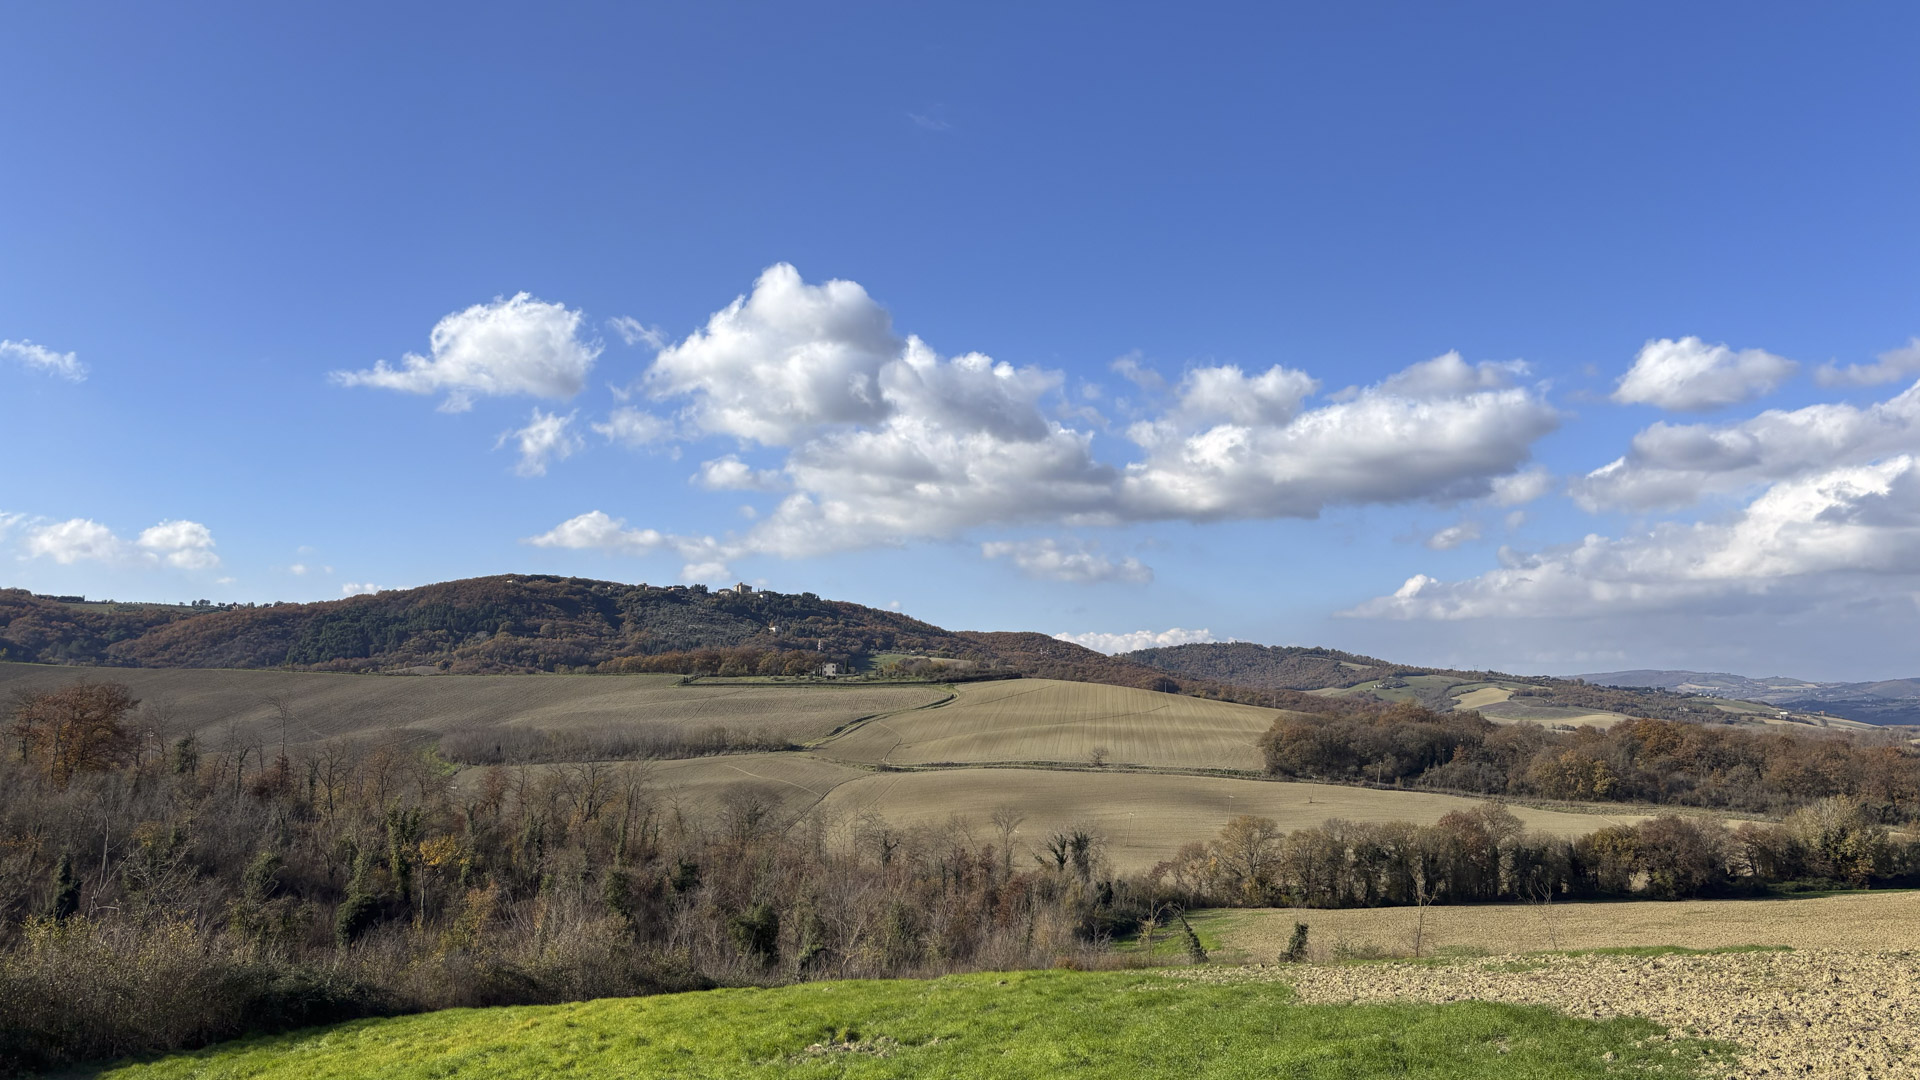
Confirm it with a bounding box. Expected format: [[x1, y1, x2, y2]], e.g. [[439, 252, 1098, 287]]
[[819, 679, 1284, 771], [0, 662, 948, 747], [1451, 685, 1515, 709], [1175, 949, 1920, 1079], [809, 768, 1668, 873], [648, 753, 872, 821], [1208, 890, 1920, 958]]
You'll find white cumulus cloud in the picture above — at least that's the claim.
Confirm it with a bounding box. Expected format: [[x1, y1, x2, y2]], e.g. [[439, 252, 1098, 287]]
[[341, 582, 381, 597], [981, 537, 1152, 584], [525, 510, 668, 555], [523, 511, 732, 580], [1612, 337, 1797, 411], [1350, 455, 1920, 620], [1052, 627, 1216, 654], [333, 293, 600, 412], [21, 517, 219, 569], [1117, 356, 1557, 522], [1574, 378, 1920, 511], [1, 339, 86, 381], [499, 408, 582, 477], [1816, 338, 1920, 388], [641, 264, 899, 444], [138, 520, 220, 569], [560, 267, 1558, 567], [25, 519, 127, 564], [694, 455, 785, 492]]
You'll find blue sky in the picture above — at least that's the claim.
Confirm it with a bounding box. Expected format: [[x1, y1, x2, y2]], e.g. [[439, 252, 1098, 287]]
[[4, 3, 1918, 679]]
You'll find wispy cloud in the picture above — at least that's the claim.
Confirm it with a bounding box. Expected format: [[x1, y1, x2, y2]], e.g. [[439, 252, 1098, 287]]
[[1, 339, 86, 381]]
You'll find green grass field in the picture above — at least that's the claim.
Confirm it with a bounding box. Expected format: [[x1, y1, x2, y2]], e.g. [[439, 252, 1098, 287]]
[[89, 969, 1725, 1079]]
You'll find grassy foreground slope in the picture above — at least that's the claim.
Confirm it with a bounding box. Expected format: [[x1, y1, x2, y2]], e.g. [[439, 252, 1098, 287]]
[[94, 969, 1720, 1080]]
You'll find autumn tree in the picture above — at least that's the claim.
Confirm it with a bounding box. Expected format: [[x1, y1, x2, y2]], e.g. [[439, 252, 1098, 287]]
[[9, 681, 140, 788], [1214, 815, 1284, 902]]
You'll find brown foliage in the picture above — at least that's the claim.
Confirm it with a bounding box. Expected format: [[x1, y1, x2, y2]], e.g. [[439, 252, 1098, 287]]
[[8, 683, 140, 788], [1261, 705, 1920, 820]]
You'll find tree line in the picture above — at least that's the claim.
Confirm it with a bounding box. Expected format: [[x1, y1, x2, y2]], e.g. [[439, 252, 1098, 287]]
[[1260, 702, 1920, 819], [1150, 800, 1913, 912]]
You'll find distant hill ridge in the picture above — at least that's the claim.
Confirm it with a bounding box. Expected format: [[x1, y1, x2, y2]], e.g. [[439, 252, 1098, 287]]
[[7, 577, 1899, 725], [2, 576, 1339, 709], [1122, 641, 1420, 691], [1116, 642, 1888, 727], [1581, 668, 1920, 726]]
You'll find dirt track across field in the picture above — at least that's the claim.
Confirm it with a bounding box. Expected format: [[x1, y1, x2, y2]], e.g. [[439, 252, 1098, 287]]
[[1175, 949, 1920, 1079]]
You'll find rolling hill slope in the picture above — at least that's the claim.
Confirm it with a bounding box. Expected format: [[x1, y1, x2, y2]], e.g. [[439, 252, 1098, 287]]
[[0, 578, 1188, 688], [1123, 642, 1880, 729], [819, 678, 1283, 771]]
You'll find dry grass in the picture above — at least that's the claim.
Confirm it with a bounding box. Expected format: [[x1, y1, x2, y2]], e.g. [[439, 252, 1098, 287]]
[[808, 768, 1668, 873], [1209, 890, 1920, 958], [0, 662, 948, 749], [1178, 949, 1920, 1079], [820, 679, 1285, 771]]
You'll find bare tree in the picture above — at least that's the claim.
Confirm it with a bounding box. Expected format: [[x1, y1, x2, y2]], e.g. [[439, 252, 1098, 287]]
[[989, 805, 1025, 878]]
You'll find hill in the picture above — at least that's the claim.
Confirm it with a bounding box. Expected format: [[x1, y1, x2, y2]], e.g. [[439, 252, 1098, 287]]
[[0, 578, 1162, 684], [1582, 668, 1920, 726], [0, 579, 1363, 716], [1118, 642, 1396, 691], [1123, 642, 1880, 730], [0, 577, 977, 673], [1, 576, 1886, 728]]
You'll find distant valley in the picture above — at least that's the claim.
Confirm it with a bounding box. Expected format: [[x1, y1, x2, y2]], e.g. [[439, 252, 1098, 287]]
[[1580, 668, 1920, 726]]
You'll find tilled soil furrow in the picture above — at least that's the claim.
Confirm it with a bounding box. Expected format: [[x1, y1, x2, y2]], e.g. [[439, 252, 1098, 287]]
[[1170, 949, 1919, 1079]]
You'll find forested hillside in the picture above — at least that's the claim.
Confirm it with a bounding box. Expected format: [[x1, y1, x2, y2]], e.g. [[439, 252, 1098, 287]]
[[0, 578, 988, 674], [4, 579, 1283, 704], [1120, 642, 1397, 690]]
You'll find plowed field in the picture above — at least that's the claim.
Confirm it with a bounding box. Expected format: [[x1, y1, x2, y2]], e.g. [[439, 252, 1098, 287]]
[[811, 768, 1662, 873], [820, 679, 1283, 770], [0, 662, 947, 747], [1208, 889, 1920, 958]]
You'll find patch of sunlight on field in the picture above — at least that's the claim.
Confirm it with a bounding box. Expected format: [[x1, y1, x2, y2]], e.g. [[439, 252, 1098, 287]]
[[1452, 686, 1515, 709]]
